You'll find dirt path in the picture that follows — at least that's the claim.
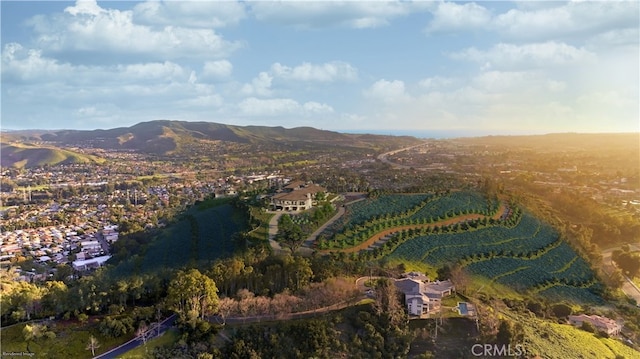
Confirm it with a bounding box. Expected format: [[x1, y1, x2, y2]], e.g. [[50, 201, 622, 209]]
[[322, 202, 507, 254]]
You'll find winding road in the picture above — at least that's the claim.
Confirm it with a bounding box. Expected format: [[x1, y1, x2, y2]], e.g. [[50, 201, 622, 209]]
[[602, 243, 640, 305], [93, 314, 177, 359]]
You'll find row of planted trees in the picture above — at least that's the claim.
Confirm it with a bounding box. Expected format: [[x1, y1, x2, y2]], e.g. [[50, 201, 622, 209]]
[[319, 196, 509, 250], [332, 206, 523, 262]]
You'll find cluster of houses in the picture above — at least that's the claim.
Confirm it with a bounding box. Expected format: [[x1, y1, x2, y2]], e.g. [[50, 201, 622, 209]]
[[0, 223, 118, 278]]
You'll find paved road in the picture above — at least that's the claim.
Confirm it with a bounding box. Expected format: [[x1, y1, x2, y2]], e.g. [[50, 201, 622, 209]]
[[93, 314, 177, 359], [267, 195, 366, 256], [601, 243, 640, 305], [377, 143, 427, 169], [267, 211, 285, 253]]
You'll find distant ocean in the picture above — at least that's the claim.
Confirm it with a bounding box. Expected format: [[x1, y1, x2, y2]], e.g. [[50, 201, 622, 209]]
[[340, 129, 530, 139]]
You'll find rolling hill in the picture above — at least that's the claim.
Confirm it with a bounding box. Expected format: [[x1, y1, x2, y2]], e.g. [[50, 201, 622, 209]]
[[0, 142, 105, 169]]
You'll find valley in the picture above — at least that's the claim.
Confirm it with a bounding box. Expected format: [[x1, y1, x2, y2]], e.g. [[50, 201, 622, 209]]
[[1, 121, 639, 358]]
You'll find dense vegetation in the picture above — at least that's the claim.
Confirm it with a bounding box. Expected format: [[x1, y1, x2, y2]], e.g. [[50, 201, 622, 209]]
[[110, 197, 249, 277]]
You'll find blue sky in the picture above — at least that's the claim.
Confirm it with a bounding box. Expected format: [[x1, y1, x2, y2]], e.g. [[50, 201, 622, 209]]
[[1, 1, 638, 135]]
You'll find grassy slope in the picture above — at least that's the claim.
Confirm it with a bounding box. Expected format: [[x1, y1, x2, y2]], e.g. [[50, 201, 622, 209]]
[[1, 143, 105, 168], [500, 309, 639, 359]]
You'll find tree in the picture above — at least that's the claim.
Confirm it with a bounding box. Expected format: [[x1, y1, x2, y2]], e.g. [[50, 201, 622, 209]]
[[580, 320, 596, 333], [277, 214, 304, 253], [136, 321, 150, 346], [167, 269, 219, 323], [23, 323, 55, 351], [86, 335, 100, 356], [551, 303, 573, 318], [613, 251, 640, 277], [496, 320, 515, 345]]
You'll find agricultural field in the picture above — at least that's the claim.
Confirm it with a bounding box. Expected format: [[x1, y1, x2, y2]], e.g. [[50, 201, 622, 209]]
[[318, 190, 601, 304], [318, 191, 501, 250], [386, 214, 553, 263], [331, 193, 433, 229], [385, 212, 601, 303]]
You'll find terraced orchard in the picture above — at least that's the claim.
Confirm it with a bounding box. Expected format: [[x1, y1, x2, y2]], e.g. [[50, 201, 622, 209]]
[[319, 191, 602, 304]]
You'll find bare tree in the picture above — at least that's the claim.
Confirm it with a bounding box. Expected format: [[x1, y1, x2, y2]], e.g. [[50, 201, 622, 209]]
[[86, 335, 100, 357], [136, 321, 150, 346]]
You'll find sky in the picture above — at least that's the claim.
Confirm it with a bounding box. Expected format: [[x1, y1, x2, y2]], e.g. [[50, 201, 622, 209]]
[[1, 0, 638, 136]]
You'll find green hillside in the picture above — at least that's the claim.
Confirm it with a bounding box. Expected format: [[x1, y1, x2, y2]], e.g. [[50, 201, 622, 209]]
[[0, 143, 105, 168], [322, 191, 603, 304], [109, 198, 249, 277]]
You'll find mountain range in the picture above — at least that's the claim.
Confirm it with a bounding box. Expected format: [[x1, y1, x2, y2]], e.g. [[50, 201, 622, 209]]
[[1, 120, 421, 168]]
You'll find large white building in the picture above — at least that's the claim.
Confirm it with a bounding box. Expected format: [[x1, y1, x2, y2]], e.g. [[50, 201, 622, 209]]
[[270, 181, 326, 211]]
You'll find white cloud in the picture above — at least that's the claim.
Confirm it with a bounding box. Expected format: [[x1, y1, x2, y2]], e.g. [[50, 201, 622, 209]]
[[303, 101, 334, 114], [203, 60, 233, 79], [451, 42, 597, 70], [241, 72, 273, 97], [270, 61, 358, 82], [133, 0, 247, 28], [418, 76, 457, 90], [250, 1, 429, 29], [176, 94, 224, 108], [2, 44, 196, 85], [425, 2, 491, 33], [1, 43, 74, 82], [494, 1, 639, 41], [64, 0, 103, 16], [364, 79, 411, 103], [119, 61, 188, 82], [472, 71, 538, 93], [28, 0, 241, 60], [238, 97, 333, 116], [586, 28, 640, 50]]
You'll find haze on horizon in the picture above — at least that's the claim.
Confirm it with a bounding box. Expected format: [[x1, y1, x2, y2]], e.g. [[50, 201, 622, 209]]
[[1, 0, 638, 135]]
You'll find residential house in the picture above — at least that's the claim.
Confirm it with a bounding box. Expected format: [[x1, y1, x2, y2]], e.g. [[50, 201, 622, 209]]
[[394, 278, 435, 316], [72, 255, 111, 271], [424, 279, 455, 299], [270, 182, 327, 211], [394, 276, 456, 316], [568, 314, 622, 335]]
